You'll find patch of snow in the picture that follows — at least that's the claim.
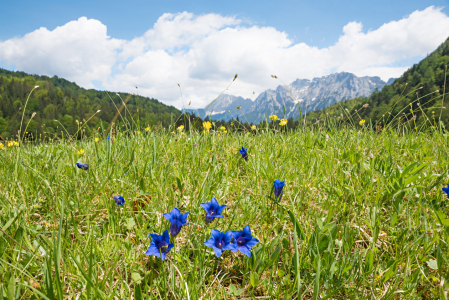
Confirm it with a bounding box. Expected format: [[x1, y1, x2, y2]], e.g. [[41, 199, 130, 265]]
[[210, 110, 225, 115]]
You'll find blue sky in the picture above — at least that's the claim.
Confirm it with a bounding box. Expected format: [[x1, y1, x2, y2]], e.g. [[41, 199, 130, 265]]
[[2, 0, 447, 48], [1, 1, 448, 108]]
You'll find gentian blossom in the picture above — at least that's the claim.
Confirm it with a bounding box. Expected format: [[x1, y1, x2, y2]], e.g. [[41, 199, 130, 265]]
[[204, 229, 235, 257], [163, 207, 189, 237], [443, 184, 449, 197], [113, 195, 125, 206], [201, 198, 226, 223], [239, 147, 248, 161], [231, 225, 259, 257], [273, 179, 285, 202], [145, 230, 174, 261], [76, 162, 89, 170]]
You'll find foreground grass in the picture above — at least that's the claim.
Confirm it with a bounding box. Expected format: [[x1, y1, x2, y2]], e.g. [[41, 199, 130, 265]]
[[0, 127, 449, 299]]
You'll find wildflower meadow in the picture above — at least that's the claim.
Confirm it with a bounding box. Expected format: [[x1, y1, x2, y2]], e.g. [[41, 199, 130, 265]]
[[1, 120, 449, 299]]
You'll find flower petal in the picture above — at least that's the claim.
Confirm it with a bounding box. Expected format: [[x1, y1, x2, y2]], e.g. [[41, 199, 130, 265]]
[[238, 246, 252, 257], [145, 244, 159, 256], [160, 252, 167, 261], [242, 225, 251, 235], [211, 229, 222, 240], [224, 231, 234, 244], [216, 205, 227, 214], [246, 238, 259, 248], [181, 212, 190, 223], [223, 243, 236, 251], [230, 230, 242, 239], [204, 237, 216, 247], [166, 243, 175, 253], [200, 203, 210, 211], [171, 207, 181, 218], [149, 233, 162, 243], [163, 213, 174, 223], [212, 246, 223, 258], [162, 230, 170, 243], [210, 198, 219, 209]]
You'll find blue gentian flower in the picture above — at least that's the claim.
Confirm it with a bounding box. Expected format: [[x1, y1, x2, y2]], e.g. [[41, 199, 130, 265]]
[[239, 146, 248, 161], [145, 230, 174, 261], [231, 225, 259, 257], [443, 184, 449, 196], [201, 198, 226, 223], [163, 207, 189, 237], [204, 229, 235, 257], [273, 179, 285, 201], [113, 195, 125, 206], [76, 162, 89, 170]]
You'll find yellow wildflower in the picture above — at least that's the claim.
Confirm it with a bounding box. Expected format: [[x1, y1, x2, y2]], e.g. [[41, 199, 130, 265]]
[[219, 126, 227, 132], [77, 149, 85, 155], [145, 126, 151, 132], [359, 119, 366, 125], [251, 125, 256, 131], [0, 143, 3, 150], [177, 125, 184, 131], [94, 137, 99, 143], [269, 115, 279, 121], [279, 118, 288, 126], [7, 141, 19, 147], [203, 121, 212, 131]]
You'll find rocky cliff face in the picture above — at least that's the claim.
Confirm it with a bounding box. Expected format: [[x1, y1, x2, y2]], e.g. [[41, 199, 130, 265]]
[[187, 72, 387, 123]]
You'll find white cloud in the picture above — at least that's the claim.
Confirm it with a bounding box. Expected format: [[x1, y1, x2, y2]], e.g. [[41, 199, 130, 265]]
[[1, 7, 449, 108], [0, 17, 123, 88]]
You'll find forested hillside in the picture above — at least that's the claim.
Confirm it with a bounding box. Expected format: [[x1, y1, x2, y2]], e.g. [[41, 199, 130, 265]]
[[0, 68, 180, 140], [305, 36, 449, 128]]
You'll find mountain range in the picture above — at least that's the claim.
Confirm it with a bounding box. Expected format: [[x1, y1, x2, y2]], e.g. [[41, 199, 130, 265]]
[[305, 36, 449, 127], [186, 72, 395, 124]]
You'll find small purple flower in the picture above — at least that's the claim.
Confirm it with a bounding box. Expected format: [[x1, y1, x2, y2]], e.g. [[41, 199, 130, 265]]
[[76, 162, 89, 170], [231, 225, 259, 257], [145, 230, 174, 261], [163, 207, 189, 237], [443, 185, 449, 197], [204, 229, 235, 257], [201, 198, 226, 223], [239, 146, 248, 161], [113, 195, 125, 206], [274, 179, 285, 202]]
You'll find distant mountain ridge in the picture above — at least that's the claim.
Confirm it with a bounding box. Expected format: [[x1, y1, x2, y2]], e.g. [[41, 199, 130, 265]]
[[304, 36, 449, 126], [187, 72, 388, 123]]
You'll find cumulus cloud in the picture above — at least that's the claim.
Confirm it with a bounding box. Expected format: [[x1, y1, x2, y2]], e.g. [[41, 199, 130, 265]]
[[0, 17, 123, 88], [1, 7, 449, 108]]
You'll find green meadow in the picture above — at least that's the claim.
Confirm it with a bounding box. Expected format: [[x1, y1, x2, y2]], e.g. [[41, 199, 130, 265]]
[[1, 124, 449, 299]]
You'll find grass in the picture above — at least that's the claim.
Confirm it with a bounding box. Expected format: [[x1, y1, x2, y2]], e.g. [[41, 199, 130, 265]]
[[0, 124, 449, 299]]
